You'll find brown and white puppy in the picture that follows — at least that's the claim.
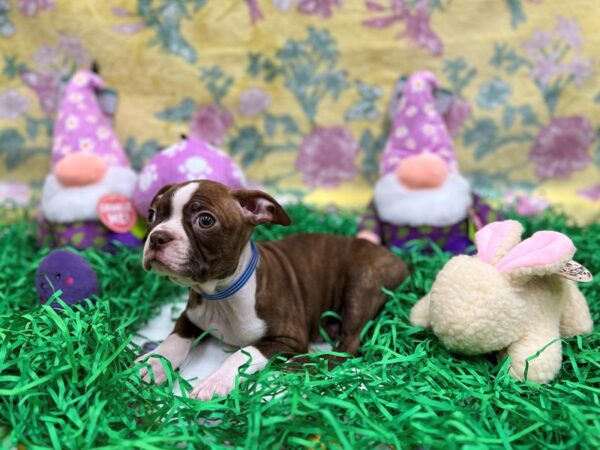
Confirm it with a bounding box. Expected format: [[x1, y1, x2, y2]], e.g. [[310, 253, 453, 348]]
[[138, 180, 407, 400]]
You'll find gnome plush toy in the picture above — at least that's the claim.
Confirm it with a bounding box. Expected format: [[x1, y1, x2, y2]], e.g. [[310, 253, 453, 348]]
[[357, 71, 498, 255], [134, 135, 246, 216], [39, 70, 141, 250]]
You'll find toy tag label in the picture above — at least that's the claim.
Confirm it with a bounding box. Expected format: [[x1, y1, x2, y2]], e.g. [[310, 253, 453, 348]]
[[558, 260, 593, 283], [97, 194, 137, 233]]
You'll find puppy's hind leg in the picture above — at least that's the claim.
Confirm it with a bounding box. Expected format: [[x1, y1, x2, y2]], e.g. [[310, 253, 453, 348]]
[[334, 254, 407, 358]]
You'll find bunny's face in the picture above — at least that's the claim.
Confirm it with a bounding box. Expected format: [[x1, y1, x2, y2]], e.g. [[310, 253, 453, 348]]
[[429, 255, 529, 354]]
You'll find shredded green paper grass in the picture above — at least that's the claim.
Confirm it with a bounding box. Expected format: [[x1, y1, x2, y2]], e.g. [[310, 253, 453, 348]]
[[0, 206, 599, 449]]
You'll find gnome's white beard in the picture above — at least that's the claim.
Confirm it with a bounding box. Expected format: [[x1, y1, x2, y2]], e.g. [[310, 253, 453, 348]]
[[374, 171, 472, 227], [42, 166, 137, 223]]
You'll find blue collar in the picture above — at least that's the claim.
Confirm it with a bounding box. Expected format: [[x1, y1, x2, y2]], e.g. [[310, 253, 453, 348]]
[[200, 241, 259, 301]]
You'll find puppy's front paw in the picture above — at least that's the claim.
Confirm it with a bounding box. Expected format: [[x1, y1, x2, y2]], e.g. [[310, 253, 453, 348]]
[[137, 356, 169, 385], [189, 374, 235, 401]]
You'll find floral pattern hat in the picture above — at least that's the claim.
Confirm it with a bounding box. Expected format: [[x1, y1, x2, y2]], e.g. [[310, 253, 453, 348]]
[[380, 71, 458, 176], [51, 70, 130, 170]]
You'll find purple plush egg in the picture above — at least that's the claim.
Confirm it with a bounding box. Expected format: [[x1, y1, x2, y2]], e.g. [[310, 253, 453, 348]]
[[36, 249, 99, 309], [133, 136, 246, 215]]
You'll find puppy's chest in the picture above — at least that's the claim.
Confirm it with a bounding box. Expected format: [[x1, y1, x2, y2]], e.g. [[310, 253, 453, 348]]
[[185, 278, 267, 347]]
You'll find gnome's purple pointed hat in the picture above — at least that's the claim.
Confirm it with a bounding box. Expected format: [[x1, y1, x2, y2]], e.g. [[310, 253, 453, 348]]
[[380, 71, 458, 176], [52, 70, 130, 169]]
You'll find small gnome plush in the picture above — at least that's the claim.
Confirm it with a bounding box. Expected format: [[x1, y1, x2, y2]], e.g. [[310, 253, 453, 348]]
[[134, 135, 246, 216], [39, 69, 141, 250], [358, 71, 498, 254]]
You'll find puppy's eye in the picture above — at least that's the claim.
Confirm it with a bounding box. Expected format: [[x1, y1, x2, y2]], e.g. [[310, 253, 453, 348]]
[[148, 209, 156, 223], [198, 213, 215, 228]]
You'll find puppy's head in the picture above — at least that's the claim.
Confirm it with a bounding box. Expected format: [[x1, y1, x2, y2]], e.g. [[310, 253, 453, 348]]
[[142, 180, 290, 285]]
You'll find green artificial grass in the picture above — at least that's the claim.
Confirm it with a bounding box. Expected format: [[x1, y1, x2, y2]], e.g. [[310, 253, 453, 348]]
[[0, 205, 599, 449]]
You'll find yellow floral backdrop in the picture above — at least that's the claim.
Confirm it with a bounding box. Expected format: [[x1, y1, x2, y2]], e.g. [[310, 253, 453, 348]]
[[1, 0, 600, 223]]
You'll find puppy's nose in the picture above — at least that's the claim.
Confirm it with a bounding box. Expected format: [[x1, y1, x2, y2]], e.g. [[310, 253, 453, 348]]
[[149, 231, 174, 249]]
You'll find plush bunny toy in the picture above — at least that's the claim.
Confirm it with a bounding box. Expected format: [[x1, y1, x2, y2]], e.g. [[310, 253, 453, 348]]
[[410, 220, 593, 384]]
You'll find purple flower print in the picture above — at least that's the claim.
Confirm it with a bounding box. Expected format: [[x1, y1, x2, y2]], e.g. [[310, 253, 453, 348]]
[[57, 34, 90, 66], [0, 89, 30, 120], [556, 17, 583, 48], [443, 98, 471, 136], [0, 181, 31, 207], [529, 116, 595, 180], [578, 184, 600, 201], [568, 56, 594, 86], [401, 0, 442, 56], [524, 18, 592, 89], [189, 104, 234, 146], [112, 22, 146, 35], [30, 45, 61, 73], [524, 31, 552, 56], [514, 196, 548, 216], [18, 0, 54, 17], [297, 0, 342, 18], [530, 51, 560, 87], [238, 87, 271, 118], [111, 6, 131, 16], [363, 0, 443, 56], [504, 191, 549, 216], [20, 70, 60, 115], [273, 0, 296, 11], [246, 0, 264, 23], [365, 0, 385, 11], [22, 35, 89, 115], [295, 126, 359, 188], [31, 35, 89, 74], [111, 6, 145, 34]]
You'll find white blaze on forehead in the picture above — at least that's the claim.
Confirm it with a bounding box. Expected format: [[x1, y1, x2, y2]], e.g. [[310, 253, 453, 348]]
[[144, 182, 200, 272], [153, 181, 199, 236], [169, 182, 200, 221]]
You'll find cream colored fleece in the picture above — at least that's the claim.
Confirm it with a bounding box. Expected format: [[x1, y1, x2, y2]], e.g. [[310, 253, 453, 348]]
[[410, 256, 593, 384]]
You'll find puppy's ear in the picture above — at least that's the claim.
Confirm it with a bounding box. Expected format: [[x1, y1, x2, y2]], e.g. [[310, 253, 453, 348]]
[[232, 189, 291, 226]]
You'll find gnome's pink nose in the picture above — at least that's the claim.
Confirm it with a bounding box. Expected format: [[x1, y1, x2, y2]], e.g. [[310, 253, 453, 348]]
[[396, 153, 449, 189], [55, 152, 108, 187]]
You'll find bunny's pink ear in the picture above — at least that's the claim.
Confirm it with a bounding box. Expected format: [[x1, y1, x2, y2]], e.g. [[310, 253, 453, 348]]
[[495, 231, 575, 281], [475, 220, 523, 265]]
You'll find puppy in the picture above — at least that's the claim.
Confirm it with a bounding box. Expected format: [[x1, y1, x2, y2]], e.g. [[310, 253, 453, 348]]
[[138, 180, 407, 400]]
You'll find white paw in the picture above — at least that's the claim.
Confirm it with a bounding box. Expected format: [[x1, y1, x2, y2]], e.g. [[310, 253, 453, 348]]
[[137, 356, 169, 385], [189, 374, 235, 401]]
